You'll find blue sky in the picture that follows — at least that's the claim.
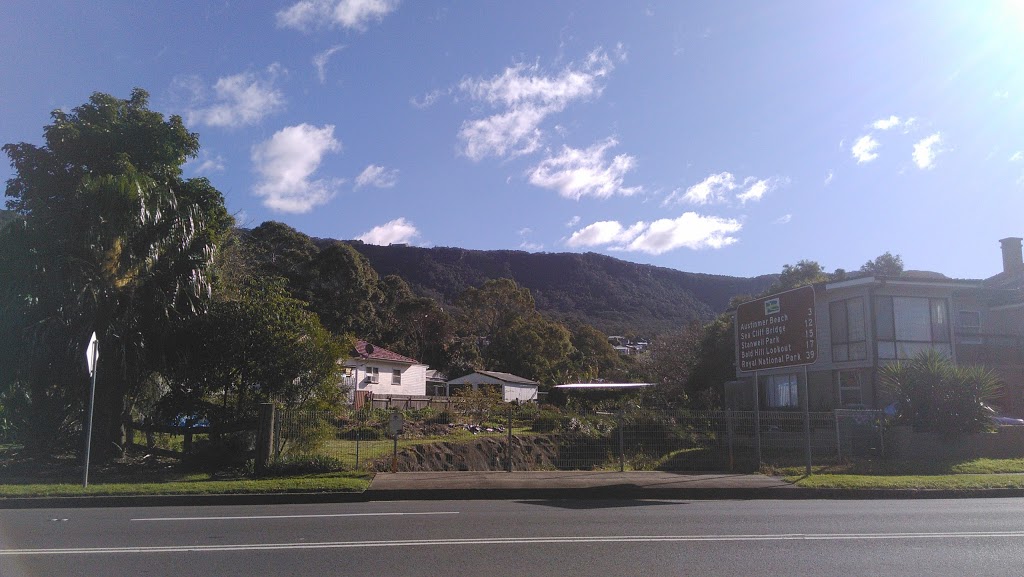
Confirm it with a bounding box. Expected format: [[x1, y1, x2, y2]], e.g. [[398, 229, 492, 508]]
[[2, 1, 1023, 280]]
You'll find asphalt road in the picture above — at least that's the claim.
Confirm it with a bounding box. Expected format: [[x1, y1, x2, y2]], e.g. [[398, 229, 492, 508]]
[[4, 498, 1024, 576]]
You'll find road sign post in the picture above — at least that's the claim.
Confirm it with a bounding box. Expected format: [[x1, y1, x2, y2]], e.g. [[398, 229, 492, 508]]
[[83, 332, 99, 488], [736, 286, 817, 475]]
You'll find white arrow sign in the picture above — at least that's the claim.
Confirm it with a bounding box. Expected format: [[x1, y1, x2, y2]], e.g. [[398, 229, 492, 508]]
[[86, 332, 99, 377]]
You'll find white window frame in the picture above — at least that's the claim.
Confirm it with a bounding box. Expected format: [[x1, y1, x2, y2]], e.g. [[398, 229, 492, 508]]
[[957, 310, 982, 344], [367, 367, 379, 384], [392, 369, 402, 386]]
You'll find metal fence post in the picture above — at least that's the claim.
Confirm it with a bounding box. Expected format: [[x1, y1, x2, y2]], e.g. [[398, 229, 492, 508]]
[[618, 408, 625, 472], [835, 411, 842, 461], [506, 405, 513, 472], [355, 423, 361, 470], [802, 366, 811, 476], [727, 410, 734, 472]]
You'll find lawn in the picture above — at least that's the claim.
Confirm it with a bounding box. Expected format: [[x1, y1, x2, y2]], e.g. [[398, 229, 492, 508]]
[[0, 472, 371, 498], [778, 457, 1024, 490]]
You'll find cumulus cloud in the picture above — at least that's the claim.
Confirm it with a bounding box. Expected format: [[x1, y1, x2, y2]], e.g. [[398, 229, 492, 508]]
[[277, 0, 398, 31], [664, 172, 781, 205], [1010, 151, 1023, 163], [185, 151, 225, 175], [184, 65, 285, 128], [458, 47, 619, 160], [912, 133, 943, 169], [313, 45, 344, 83], [872, 115, 902, 130], [851, 135, 880, 163], [527, 138, 639, 199], [567, 213, 741, 254], [354, 164, 399, 189], [357, 217, 419, 245], [567, 220, 647, 248], [735, 177, 781, 204], [251, 124, 342, 213], [566, 215, 581, 227]]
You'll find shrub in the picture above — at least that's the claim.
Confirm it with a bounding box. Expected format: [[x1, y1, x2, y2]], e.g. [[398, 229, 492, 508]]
[[339, 426, 384, 441], [264, 454, 347, 476], [880, 349, 1002, 439], [531, 409, 564, 433]]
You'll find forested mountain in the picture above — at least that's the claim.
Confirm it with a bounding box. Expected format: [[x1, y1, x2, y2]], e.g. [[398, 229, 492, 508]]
[[336, 241, 774, 337]]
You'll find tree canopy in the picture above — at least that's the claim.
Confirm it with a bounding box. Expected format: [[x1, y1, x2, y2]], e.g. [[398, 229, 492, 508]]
[[1, 89, 231, 453]]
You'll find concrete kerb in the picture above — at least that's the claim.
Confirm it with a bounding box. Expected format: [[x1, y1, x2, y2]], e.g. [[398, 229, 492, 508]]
[[5, 474, 1024, 508]]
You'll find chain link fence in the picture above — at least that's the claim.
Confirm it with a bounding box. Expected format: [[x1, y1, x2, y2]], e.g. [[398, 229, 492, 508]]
[[265, 404, 886, 474]]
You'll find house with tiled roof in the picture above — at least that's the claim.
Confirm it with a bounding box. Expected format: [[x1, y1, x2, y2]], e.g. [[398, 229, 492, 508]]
[[343, 340, 427, 406], [446, 370, 540, 402]]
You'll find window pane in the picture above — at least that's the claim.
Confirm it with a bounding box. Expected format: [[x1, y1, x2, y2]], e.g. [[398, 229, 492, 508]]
[[894, 297, 930, 341], [847, 297, 865, 342], [830, 301, 848, 344], [878, 341, 896, 359], [876, 297, 895, 340], [832, 344, 849, 362], [931, 299, 949, 343], [848, 341, 867, 360]]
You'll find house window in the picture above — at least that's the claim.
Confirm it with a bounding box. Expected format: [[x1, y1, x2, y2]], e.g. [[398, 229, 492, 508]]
[[762, 374, 799, 408], [829, 297, 867, 362], [836, 370, 863, 406], [392, 369, 402, 386], [875, 296, 951, 359], [957, 311, 982, 344], [367, 367, 379, 384]]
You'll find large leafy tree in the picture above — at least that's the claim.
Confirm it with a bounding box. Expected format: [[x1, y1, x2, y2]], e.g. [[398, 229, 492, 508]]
[[161, 278, 347, 425], [0, 89, 230, 454]]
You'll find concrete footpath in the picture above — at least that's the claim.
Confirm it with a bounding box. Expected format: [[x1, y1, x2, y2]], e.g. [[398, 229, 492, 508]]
[[6, 471, 1024, 508]]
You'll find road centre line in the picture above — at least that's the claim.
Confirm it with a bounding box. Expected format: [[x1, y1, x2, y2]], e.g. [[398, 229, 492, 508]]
[[130, 511, 460, 522], [8, 531, 1024, 555]]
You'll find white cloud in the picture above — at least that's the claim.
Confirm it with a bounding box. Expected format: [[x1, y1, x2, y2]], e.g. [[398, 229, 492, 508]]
[[251, 124, 342, 213], [664, 172, 783, 205], [357, 217, 419, 245], [527, 138, 639, 200], [1010, 151, 1023, 163], [185, 151, 225, 175], [313, 45, 344, 83], [872, 115, 902, 130], [518, 228, 543, 251], [410, 88, 445, 109], [567, 220, 646, 247], [622, 213, 741, 254], [354, 164, 399, 189], [566, 215, 580, 227], [736, 177, 779, 204], [665, 172, 737, 205], [185, 65, 285, 128], [851, 135, 880, 163], [277, 0, 398, 31], [458, 48, 616, 160], [912, 133, 943, 169], [774, 214, 792, 224], [567, 213, 741, 254], [824, 169, 834, 185]]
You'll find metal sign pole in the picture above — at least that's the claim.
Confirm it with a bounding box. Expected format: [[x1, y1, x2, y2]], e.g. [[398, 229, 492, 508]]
[[83, 333, 99, 489], [753, 370, 761, 467], [803, 364, 812, 476]]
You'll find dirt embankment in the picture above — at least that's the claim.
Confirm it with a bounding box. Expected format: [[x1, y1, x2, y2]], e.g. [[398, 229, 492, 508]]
[[373, 435, 561, 472]]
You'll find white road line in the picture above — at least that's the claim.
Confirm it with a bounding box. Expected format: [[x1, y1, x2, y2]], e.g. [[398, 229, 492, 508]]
[[130, 511, 460, 522], [7, 531, 1024, 555]]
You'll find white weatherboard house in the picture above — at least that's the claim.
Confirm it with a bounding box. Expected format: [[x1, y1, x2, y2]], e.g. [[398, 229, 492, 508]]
[[446, 371, 540, 402], [343, 340, 427, 406]]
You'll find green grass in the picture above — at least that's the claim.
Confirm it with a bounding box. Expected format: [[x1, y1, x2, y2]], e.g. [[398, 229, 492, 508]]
[[788, 473, 1024, 490], [0, 471, 372, 498], [775, 456, 1024, 490]]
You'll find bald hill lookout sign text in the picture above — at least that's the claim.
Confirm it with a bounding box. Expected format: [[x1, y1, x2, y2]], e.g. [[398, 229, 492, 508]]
[[736, 285, 817, 372]]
